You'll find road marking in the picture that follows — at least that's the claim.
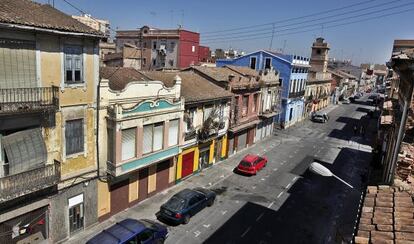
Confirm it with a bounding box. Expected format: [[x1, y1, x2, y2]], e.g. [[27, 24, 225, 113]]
[[221, 210, 227, 215], [277, 192, 284, 198], [286, 183, 292, 188], [252, 186, 256, 189], [256, 213, 264, 222], [273, 168, 278, 171], [261, 178, 265, 181], [194, 231, 201, 237], [203, 224, 210, 228], [236, 200, 240, 203], [267, 201, 274, 208], [241, 226, 252, 238], [293, 176, 298, 181]]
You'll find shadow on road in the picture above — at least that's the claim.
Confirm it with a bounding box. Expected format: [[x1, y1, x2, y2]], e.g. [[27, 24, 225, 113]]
[[203, 148, 370, 244], [328, 116, 374, 146]]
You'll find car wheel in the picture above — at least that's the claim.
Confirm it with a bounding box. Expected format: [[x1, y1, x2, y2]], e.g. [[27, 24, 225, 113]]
[[183, 215, 190, 224], [207, 198, 215, 207]]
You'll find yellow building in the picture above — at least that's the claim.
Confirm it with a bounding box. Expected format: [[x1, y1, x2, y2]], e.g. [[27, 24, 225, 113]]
[[0, 1, 103, 243]]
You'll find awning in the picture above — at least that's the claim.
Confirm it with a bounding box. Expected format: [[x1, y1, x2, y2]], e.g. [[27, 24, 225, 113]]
[[229, 120, 260, 133], [1, 128, 47, 175]]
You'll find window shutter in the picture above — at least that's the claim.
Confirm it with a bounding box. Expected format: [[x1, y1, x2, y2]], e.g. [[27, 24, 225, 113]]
[[2, 128, 46, 175], [143, 125, 153, 154], [0, 39, 36, 88], [65, 119, 84, 155], [153, 123, 163, 151], [121, 128, 136, 161], [168, 119, 179, 147]]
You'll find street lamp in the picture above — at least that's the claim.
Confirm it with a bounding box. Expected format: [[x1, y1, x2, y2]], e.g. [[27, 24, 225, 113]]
[[309, 162, 354, 189]]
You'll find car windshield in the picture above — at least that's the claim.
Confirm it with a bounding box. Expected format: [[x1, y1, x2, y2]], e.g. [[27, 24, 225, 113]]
[[240, 160, 252, 167], [165, 196, 186, 211]]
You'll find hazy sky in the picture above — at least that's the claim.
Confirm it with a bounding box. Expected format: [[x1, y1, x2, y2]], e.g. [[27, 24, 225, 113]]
[[38, 0, 414, 65]]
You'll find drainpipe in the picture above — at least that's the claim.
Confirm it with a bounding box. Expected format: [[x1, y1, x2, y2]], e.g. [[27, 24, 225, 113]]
[[96, 78, 107, 182]]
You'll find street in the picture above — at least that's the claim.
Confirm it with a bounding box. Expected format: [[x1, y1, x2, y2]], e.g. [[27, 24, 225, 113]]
[[165, 97, 375, 244]]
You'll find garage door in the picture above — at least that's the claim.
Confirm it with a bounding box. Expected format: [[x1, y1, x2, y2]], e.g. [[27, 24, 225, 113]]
[[110, 179, 129, 215], [182, 151, 194, 178], [228, 137, 234, 156], [238, 131, 247, 150], [156, 160, 171, 193], [255, 124, 262, 142]]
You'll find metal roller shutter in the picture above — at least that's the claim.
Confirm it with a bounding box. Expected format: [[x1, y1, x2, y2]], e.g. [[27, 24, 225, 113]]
[[238, 131, 247, 150], [121, 128, 136, 161]]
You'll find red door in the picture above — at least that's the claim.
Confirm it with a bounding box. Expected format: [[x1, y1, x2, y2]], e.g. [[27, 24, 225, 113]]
[[156, 160, 171, 192], [110, 179, 129, 215], [138, 168, 149, 202], [182, 151, 195, 178]]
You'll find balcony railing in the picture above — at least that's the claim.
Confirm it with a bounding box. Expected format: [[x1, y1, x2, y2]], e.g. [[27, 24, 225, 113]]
[[0, 86, 59, 115], [289, 90, 305, 98], [0, 160, 61, 202], [184, 130, 197, 141]]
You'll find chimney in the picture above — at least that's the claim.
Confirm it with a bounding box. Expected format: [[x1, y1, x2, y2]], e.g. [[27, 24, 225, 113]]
[[228, 74, 235, 82]]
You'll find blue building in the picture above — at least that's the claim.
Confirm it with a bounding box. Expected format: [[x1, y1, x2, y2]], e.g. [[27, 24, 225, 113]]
[[217, 50, 310, 128]]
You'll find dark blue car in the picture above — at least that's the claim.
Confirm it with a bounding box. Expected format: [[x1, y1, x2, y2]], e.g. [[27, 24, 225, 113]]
[[156, 188, 216, 225], [86, 218, 167, 244]]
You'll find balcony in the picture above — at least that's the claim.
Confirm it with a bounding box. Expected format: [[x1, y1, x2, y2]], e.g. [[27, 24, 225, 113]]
[[184, 129, 197, 141], [0, 160, 61, 202], [0, 86, 59, 115], [289, 90, 305, 98]]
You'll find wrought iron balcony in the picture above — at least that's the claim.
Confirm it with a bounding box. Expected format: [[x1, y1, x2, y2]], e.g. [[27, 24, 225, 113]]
[[0, 86, 59, 115], [184, 129, 197, 141], [0, 160, 61, 202], [289, 90, 305, 98]]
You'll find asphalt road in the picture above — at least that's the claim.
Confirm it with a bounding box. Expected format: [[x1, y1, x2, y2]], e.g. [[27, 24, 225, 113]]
[[164, 96, 376, 244]]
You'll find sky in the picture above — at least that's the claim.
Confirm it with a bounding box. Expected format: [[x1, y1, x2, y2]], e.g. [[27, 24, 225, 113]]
[[37, 0, 414, 65]]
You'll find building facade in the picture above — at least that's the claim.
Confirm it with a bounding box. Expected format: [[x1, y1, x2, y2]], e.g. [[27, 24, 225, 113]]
[[216, 50, 309, 128], [143, 70, 232, 181], [115, 26, 200, 70], [103, 43, 142, 69], [0, 1, 102, 243], [305, 38, 332, 115], [98, 67, 184, 220]]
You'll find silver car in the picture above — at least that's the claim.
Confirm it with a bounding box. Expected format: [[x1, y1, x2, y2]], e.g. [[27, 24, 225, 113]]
[[311, 114, 327, 123]]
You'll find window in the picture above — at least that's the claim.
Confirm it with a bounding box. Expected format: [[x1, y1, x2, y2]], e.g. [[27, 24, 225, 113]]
[[121, 128, 136, 161], [185, 109, 195, 132], [242, 96, 249, 116], [250, 57, 257, 69], [204, 106, 213, 122], [264, 57, 272, 69], [65, 119, 84, 155], [316, 49, 321, 55], [153, 41, 157, 49], [64, 45, 83, 84], [168, 119, 179, 147], [143, 123, 164, 154], [0, 38, 36, 88], [252, 94, 258, 112], [142, 58, 146, 66], [138, 230, 153, 242], [152, 59, 156, 66], [169, 59, 174, 66], [192, 45, 195, 52]]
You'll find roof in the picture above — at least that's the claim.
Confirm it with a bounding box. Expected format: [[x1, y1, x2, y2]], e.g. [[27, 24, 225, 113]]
[[191, 66, 250, 83], [225, 65, 259, 77], [0, 0, 102, 36], [327, 68, 357, 80], [142, 70, 233, 104], [100, 67, 154, 91], [242, 154, 259, 163], [86, 219, 146, 244]]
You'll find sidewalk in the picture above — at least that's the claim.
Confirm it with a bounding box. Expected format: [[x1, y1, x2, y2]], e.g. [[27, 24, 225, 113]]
[[64, 136, 275, 244]]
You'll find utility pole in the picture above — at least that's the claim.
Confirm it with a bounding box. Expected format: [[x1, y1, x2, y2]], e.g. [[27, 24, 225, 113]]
[[269, 23, 275, 51]]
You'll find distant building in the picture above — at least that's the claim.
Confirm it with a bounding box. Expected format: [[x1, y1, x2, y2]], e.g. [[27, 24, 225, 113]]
[[72, 14, 110, 37], [216, 50, 309, 128], [198, 45, 211, 63], [103, 43, 142, 69], [305, 37, 332, 115], [115, 26, 200, 70]]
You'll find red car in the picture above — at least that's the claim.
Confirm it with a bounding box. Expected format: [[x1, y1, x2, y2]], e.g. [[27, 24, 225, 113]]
[[236, 154, 268, 175]]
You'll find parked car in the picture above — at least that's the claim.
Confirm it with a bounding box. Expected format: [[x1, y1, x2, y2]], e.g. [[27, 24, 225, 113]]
[[342, 99, 350, 104], [311, 113, 327, 123], [157, 188, 216, 225], [86, 218, 168, 244], [236, 154, 268, 175]]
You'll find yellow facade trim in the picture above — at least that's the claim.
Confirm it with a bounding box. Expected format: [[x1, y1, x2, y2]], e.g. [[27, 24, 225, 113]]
[[148, 165, 156, 193], [209, 140, 215, 164], [97, 181, 110, 217], [221, 134, 227, 158], [176, 146, 199, 180], [129, 173, 139, 203]]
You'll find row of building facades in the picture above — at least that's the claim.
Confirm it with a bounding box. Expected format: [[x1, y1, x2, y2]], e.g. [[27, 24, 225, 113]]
[[0, 1, 374, 243]]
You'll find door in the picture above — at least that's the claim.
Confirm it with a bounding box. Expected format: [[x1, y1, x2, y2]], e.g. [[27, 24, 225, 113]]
[[138, 168, 149, 201], [199, 149, 210, 169], [238, 131, 247, 150], [156, 160, 170, 192], [182, 151, 194, 178], [215, 139, 222, 162], [110, 179, 129, 215], [188, 194, 204, 216], [228, 137, 234, 156]]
